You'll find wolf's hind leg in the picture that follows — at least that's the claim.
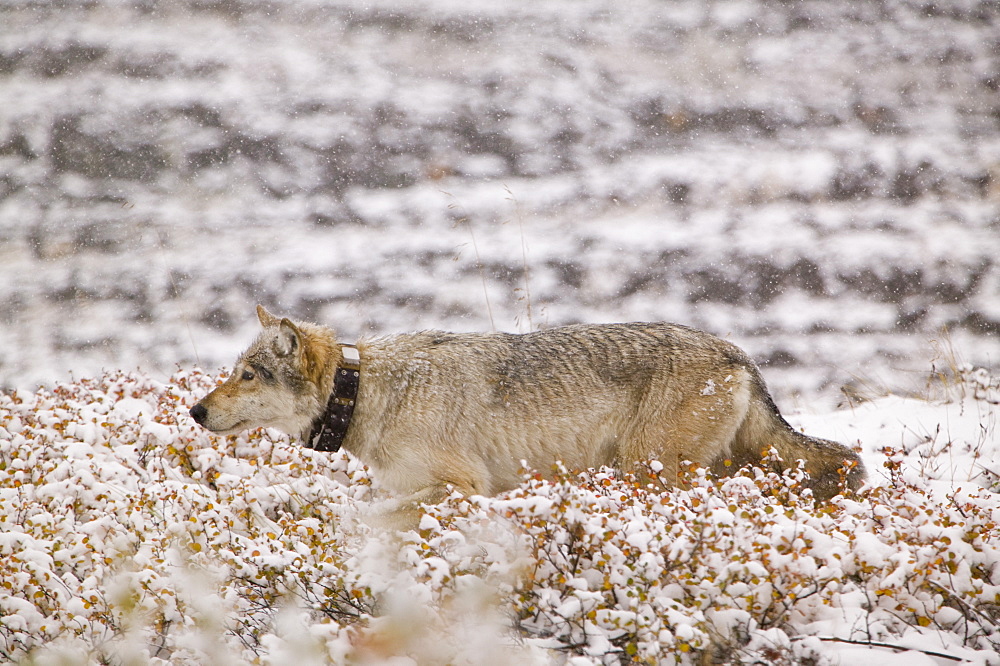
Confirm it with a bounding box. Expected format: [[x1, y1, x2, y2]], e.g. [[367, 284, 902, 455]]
[[620, 371, 752, 487]]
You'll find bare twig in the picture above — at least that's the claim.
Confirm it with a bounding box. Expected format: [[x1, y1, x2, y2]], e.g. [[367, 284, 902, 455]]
[[804, 635, 964, 661]]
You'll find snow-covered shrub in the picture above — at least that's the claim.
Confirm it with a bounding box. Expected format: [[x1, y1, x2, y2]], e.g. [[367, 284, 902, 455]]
[[474, 462, 1000, 662], [1, 368, 998, 664]]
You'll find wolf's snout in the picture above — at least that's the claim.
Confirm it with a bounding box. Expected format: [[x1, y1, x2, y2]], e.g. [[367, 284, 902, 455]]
[[189, 403, 208, 425]]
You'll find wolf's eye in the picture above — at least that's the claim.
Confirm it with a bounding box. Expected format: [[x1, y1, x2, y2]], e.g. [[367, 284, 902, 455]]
[[241, 369, 255, 381]]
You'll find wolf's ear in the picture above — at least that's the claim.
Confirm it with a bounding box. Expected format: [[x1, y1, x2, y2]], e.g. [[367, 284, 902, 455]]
[[275, 318, 302, 357], [257, 304, 280, 328]]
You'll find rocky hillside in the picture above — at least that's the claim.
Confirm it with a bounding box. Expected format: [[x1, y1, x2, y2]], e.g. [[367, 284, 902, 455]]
[[1, 0, 998, 404]]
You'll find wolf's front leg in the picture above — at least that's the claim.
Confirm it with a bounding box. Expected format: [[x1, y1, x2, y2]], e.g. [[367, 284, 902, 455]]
[[367, 483, 462, 531]]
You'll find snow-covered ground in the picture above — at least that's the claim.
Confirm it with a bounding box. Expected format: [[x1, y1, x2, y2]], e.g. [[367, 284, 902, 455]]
[[0, 0, 998, 407], [0, 367, 998, 664]]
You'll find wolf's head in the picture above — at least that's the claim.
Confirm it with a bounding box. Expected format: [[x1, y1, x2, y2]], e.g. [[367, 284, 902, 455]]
[[189, 305, 333, 438]]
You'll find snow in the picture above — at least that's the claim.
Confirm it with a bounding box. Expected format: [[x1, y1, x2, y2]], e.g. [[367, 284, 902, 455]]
[[0, 0, 998, 410], [2, 366, 997, 664]]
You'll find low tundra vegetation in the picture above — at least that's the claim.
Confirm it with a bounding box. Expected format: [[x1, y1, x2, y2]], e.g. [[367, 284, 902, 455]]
[[1, 368, 998, 664]]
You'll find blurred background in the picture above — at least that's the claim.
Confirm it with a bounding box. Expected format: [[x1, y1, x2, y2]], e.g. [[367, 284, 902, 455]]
[[0, 0, 998, 408]]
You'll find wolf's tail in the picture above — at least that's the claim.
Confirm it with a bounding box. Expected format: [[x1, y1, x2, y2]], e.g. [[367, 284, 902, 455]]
[[723, 374, 865, 500]]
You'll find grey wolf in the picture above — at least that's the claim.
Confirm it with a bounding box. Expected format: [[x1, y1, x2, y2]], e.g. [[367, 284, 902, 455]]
[[190, 306, 865, 510]]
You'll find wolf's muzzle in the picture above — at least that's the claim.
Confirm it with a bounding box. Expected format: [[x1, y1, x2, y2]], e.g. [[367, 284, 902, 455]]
[[189, 403, 208, 425]]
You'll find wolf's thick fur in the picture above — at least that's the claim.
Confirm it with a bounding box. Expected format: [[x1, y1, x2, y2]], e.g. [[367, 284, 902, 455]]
[[191, 306, 864, 508]]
